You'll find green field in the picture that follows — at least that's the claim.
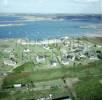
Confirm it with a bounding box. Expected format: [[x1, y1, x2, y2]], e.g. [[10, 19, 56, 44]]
[[2, 60, 102, 85]]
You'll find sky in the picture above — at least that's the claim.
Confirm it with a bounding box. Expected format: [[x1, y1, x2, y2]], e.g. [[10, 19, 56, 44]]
[[0, 0, 102, 14]]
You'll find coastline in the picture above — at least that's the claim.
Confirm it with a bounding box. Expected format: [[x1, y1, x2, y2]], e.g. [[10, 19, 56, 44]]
[[86, 33, 102, 37], [0, 23, 24, 27], [17, 36, 102, 46], [0, 36, 82, 44], [0, 34, 101, 46]]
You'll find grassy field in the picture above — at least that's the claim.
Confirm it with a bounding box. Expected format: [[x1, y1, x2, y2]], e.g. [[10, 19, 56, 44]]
[[79, 36, 102, 45], [1, 60, 102, 100], [2, 60, 102, 85], [75, 76, 102, 100]]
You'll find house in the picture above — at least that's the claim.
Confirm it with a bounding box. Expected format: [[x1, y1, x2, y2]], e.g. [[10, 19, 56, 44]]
[[36, 55, 45, 63], [4, 48, 13, 53], [49, 94, 52, 99], [0, 72, 8, 77], [53, 96, 72, 100], [9, 53, 15, 58], [37, 94, 52, 100], [14, 84, 22, 88], [71, 56, 75, 62], [79, 54, 86, 59], [37, 98, 46, 100], [23, 49, 30, 53], [60, 49, 67, 55], [97, 45, 102, 48], [43, 45, 50, 50], [50, 60, 57, 67], [61, 56, 70, 65], [4, 59, 17, 66], [88, 51, 98, 60], [89, 56, 98, 60], [61, 53, 76, 65]]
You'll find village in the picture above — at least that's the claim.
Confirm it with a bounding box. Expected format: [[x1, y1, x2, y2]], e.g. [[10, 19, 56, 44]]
[[2, 37, 102, 69], [0, 37, 102, 100]]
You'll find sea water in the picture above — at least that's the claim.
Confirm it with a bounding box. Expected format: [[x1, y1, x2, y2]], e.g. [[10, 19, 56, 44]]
[[0, 15, 101, 40]]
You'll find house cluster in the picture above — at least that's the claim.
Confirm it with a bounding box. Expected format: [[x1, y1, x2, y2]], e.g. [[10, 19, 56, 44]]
[[37, 94, 52, 100], [21, 38, 102, 67], [3, 38, 102, 68], [36, 55, 46, 63], [3, 59, 17, 67], [37, 95, 72, 100], [41, 38, 101, 66], [60, 41, 100, 65], [3, 48, 17, 67]]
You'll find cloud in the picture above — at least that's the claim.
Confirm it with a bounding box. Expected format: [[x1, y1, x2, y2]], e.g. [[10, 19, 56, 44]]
[[0, 0, 101, 14], [4, 0, 8, 6], [74, 0, 100, 3]]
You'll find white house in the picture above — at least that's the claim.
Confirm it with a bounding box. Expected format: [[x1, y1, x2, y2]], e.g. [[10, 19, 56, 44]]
[[43, 45, 50, 50], [36, 55, 45, 63], [89, 56, 98, 60], [61, 56, 70, 65], [4, 48, 12, 53], [14, 84, 22, 88], [97, 45, 102, 48], [9, 53, 15, 58], [4, 60, 17, 67], [50, 60, 57, 67], [79, 54, 86, 59], [23, 49, 30, 53]]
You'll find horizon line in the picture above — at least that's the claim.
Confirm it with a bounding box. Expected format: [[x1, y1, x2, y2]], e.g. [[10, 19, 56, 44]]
[[0, 12, 102, 15]]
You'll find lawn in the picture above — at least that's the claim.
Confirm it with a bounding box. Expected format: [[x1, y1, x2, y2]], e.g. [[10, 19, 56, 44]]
[[75, 76, 102, 100]]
